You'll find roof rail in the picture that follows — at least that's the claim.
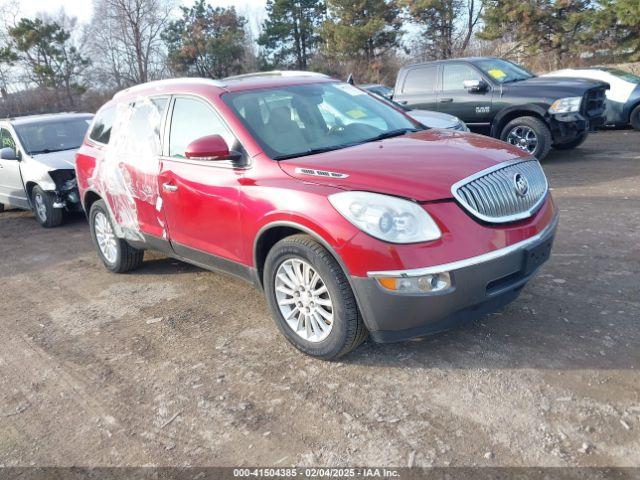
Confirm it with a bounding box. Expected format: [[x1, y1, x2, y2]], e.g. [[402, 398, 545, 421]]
[[113, 77, 226, 99], [223, 70, 330, 81]]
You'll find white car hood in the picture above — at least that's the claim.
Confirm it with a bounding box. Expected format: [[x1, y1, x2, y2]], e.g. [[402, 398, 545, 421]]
[[406, 109, 460, 129], [29, 149, 77, 170], [542, 69, 635, 104]]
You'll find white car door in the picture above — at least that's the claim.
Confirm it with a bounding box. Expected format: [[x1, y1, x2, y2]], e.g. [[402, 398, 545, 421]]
[[0, 127, 29, 208]]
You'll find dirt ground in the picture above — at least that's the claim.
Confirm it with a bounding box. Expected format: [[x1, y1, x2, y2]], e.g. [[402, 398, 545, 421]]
[[0, 130, 639, 468]]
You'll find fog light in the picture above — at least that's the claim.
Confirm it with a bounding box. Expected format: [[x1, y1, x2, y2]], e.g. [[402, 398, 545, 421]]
[[376, 272, 451, 294]]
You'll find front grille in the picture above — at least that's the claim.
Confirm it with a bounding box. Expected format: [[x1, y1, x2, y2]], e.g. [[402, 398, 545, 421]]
[[583, 87, 607, 119], [452, 159, 548, 223]]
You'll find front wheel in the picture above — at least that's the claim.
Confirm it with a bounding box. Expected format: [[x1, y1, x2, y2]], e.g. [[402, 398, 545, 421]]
[[89, 199, 144, 273], [554, 131, 588, 150], [500, 116, 552, 160], [263, 234, 367, 360], [630, 104, 640, 130], [32, 185, 63, 228]]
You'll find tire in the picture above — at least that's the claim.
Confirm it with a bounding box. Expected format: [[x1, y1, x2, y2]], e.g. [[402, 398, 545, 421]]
[[630, 104, 640, 130], [500, 116, 552, 160], [0, 203, 4, 213], [263, 234, 367, 360], [89, 199, 144, 273], [31, 185, 63, 227], [554, 131, 588, 150]]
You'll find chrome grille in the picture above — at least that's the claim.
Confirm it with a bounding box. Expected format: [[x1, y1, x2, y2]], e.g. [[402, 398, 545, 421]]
[[452, 159, 548, 223]]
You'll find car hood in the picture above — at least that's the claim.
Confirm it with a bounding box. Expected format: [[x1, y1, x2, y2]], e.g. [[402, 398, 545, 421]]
[[505, 76, 609, 95], [407, 110, 460, 129], [28, 149, 77, 170], [279, 129, 528, 202]]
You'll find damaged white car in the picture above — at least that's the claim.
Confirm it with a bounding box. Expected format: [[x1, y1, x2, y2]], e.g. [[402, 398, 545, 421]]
[[0, 113, 93, 227]]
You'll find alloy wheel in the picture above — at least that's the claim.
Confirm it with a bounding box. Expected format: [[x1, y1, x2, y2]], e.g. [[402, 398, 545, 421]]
[[506, 126, 538, 154], [34, 192, 47, 222], [274, 258, 334, 343], [94, 211, 118, 264]]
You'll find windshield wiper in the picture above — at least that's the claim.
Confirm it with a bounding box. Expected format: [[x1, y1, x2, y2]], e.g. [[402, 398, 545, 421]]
[[274, 144, 355, 160], [368, 127, 421, 142], [30, 146, 79, 155]]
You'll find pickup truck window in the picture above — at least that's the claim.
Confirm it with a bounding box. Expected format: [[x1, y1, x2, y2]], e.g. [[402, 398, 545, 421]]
[[442, 64, 482, 91], [402, 66, 437, 94]]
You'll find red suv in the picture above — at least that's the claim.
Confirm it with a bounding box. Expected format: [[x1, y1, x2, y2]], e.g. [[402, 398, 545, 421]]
[[76, 73, 558, 359]]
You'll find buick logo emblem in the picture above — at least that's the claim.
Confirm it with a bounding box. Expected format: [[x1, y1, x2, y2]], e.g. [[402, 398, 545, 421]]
[[514, 173, 529, 197]]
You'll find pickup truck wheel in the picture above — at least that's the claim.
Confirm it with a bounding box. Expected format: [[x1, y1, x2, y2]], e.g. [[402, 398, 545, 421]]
[[501, 116, 552, 160], [630, 105, 640, 130], [553, 131, 588, 150], [264, 234, 367, 360], [32, 186, 63, 228], [89, 199, 144, 273]]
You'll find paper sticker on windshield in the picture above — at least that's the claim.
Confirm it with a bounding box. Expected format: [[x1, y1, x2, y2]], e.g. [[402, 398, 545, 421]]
[[488, 69, 507, 80], [346, 109, 367, 119], [335, 84, 366, 96]]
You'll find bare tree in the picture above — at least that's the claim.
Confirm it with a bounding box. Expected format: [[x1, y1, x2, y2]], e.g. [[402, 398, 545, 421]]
[[86, 0, 174, 88]]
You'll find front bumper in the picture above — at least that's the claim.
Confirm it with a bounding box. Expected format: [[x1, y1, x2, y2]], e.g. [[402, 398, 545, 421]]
[[351, 215, 558, 343]]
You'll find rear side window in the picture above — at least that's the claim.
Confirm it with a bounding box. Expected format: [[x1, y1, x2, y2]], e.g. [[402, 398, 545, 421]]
[[169, 97, 234, 158], [89, 107, 116, 144], [402, 66, 438, 94]]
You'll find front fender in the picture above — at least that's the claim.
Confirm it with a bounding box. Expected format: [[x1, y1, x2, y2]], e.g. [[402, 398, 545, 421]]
[[491, 104, 548, 137]]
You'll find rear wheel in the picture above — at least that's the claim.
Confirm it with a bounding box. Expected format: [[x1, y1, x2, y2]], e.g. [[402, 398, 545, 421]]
[[554, 131, 588, 150], [89, 199, 144, 273], [32, 185, 63, 228], [630, 104, 640, 130], [264, 234, 367, 360], [501, 116, 552, 160]]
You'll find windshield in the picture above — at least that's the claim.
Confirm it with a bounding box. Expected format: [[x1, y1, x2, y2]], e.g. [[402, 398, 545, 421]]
[[14, 118, 92, 155], [603, 68, 640, 84], [475, 59, 534, 84], [222, 82, 420, 159]]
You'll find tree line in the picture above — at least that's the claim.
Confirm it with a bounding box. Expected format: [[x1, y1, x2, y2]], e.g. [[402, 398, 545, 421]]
[[0, 0, 638, 115]]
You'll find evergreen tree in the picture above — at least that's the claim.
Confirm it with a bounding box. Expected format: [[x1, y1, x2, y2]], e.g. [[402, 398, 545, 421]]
[[258, 0, 326, 69], [163, 0, 248, 78]]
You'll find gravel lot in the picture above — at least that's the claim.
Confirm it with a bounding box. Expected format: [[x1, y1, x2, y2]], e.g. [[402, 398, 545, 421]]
[[0, 129, 639, 468]]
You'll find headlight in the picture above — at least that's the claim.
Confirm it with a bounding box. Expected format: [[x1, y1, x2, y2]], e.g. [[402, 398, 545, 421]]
[[549, 96, 582, 114], [328, 191, 441, 243]]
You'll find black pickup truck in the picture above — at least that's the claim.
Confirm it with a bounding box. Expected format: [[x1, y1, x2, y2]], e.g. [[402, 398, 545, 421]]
[[393, 57, 608, 159]]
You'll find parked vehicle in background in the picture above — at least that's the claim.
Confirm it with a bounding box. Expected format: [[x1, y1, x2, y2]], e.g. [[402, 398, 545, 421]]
[[363, 87, 469, 131], [393, 57, 609, 159], [542, 67, 640, 130], [0, 113, 93, 226], [76, 73, 557, 360], [360, 83, 393, 99]]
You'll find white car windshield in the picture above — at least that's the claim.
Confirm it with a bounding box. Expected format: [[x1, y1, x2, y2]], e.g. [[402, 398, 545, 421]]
[[15, 118, 91, 155], [223, 82, 421, 160]]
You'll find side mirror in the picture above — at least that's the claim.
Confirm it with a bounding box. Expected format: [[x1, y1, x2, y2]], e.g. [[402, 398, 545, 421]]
[[0, 147, 17, 160], [185, 134, 240, 161], [463, 79, 488, 93]]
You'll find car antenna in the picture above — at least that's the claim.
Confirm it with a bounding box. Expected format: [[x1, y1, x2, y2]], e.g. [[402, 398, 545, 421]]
[[346, 74, 355, 85]]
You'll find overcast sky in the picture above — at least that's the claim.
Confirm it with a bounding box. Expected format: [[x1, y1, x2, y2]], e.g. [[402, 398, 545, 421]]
[[2, 0, 268, 34]]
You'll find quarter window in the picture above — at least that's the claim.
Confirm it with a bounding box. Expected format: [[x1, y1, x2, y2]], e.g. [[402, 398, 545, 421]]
[[402, 66, 438, 94], [169, 97, 235, 158], [442, 64, 482, 91]]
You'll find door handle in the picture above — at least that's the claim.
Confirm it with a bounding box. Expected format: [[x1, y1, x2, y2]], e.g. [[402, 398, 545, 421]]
[[440, 98, 454, 103], [162, 182, 178, 192], [398, 100, 408, 105]]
